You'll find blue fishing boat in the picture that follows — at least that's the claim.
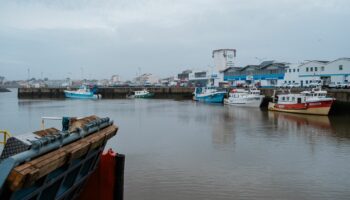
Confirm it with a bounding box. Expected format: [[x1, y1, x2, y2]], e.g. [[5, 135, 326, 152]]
[[193, 87, 226, 103], [64, 85, 101, 99]]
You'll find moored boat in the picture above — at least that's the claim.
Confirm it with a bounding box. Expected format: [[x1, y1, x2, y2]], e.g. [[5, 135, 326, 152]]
[[64, 85, 101, 99], [224, 87, 264, 107], [268, 87, 335, 115], [193, 87, 226, 103], [127, 89, 155, 98]]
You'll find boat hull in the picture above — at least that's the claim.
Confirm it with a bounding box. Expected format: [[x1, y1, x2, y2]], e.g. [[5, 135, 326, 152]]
[[268, 100, 334, 115], [64, 91, 100, 99], [194, 92, 226, 103], [224, 97, 264, 107], [134, 93, 155, 98]]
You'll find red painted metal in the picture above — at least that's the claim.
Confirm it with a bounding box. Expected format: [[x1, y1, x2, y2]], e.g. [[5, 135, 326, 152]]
[[78, 149, 117, 200], [274, 100, 333, 110]]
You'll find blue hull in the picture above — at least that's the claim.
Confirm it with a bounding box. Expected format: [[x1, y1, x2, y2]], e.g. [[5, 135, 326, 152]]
[[64, 92, 97, 99], [194, 93, 225, 103]]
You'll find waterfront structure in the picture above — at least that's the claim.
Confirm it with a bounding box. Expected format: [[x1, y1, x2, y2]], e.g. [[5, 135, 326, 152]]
[[223, 61, 288, 87], [134, 73, 159, 85], [188, 70, 220, 87], [297, 58, 350, 87], [212, 49, 237, 71], [176, 69, 192, 83], [283, 63, 300, 86]]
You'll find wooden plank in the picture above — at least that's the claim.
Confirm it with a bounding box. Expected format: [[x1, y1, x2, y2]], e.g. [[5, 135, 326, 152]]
[[33, 127, 60, 137], [7, 166, 39, 191]]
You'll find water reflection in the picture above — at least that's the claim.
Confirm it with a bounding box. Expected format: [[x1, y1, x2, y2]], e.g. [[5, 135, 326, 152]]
[[268, 111, 333, 132]]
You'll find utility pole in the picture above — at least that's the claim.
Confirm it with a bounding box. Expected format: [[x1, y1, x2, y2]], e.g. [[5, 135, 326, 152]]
[[27, 68, 30, 81]]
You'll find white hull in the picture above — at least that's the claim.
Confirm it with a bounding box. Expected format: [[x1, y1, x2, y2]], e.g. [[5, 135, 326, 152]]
[[224, 98, 263, 107]]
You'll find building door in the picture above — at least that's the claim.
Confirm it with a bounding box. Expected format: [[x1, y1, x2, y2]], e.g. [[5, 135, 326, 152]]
[[320, 76, 331, 86]]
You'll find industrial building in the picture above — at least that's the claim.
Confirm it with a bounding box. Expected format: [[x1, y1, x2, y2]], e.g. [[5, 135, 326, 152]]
[[297, 58, 350, 87], [212, 49, 237, 71], [223, 61, 288, 87]]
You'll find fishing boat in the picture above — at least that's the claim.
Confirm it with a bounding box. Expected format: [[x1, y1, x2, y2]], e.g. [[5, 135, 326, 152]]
[[268, 87, 335, 115], [127, 89, 155, 98], [64, 85, 101, 99], [224, 87, 264, 107], [193, 87, 226, 103]]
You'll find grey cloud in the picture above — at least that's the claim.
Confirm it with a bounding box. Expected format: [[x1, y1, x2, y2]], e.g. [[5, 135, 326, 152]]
[[0, 0, 349, 80]]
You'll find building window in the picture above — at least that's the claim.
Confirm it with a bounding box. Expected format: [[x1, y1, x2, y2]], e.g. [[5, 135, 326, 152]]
[[289, 81, 291, 84], [306, 80, 308, 84], [293, 69, 296, 72], [293, 80, 295, 83], [306, 67, 309, 72], [315, 67, 318, 71], [339, 65, 343, 70], [321, 66, 325, 71], [310, 67, 313, 72], [297, 69, 299, 72], [289, 69, 291, 73]]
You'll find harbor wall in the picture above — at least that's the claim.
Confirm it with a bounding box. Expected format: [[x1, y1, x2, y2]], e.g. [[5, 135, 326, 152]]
[[17, 87, 195, 99]]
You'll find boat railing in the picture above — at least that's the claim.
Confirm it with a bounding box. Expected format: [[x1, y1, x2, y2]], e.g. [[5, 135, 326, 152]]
[[0, 130, 11, 145]]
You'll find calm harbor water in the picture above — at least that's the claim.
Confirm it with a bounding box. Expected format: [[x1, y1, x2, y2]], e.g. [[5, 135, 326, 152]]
[[1, 89, 350, 200]]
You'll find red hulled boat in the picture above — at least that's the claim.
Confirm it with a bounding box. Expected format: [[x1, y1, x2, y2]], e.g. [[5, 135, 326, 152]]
[[268, 88, 335, 115]]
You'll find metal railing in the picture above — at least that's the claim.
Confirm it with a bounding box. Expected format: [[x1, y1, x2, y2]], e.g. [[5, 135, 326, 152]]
[[0, 130, 11, 145]]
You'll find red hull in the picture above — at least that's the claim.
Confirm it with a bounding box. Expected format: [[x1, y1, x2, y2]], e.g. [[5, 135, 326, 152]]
[[274, 100, 333, 110], [268, 100, 334, 115]]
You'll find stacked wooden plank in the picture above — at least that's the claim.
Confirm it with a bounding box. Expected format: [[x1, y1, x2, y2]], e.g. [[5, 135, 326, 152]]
[[5, 117, 118, 192]]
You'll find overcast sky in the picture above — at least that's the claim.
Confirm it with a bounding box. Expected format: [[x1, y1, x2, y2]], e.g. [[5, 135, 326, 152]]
[[1, 0, 349, 80]]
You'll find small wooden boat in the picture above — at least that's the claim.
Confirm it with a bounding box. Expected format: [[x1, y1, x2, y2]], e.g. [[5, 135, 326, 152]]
[[268, 87, 335, 115]]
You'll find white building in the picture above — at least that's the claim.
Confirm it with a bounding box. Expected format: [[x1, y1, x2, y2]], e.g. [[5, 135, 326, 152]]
[[283, 63, 301, 85], [298, 58, 350, 86], [212, 49, 236, 71], [188, 70, 220, 87], [111, 75, 120, 83], [134, 73, 159, 85]]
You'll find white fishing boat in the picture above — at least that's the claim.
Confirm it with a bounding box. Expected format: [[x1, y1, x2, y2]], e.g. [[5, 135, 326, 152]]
[[224, 87, 264, 107], [127, 89, 154, 98]]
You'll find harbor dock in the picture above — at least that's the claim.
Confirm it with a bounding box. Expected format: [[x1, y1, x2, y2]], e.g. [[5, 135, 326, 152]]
[[18, 87, 350, 102], [18, 87, 194, 99]]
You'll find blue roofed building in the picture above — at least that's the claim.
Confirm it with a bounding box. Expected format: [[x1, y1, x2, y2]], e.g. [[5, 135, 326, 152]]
[[223, 61, 288, 87]]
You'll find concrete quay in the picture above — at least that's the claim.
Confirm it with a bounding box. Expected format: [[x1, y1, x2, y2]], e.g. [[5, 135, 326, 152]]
[[17, 87, 195, 99]]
